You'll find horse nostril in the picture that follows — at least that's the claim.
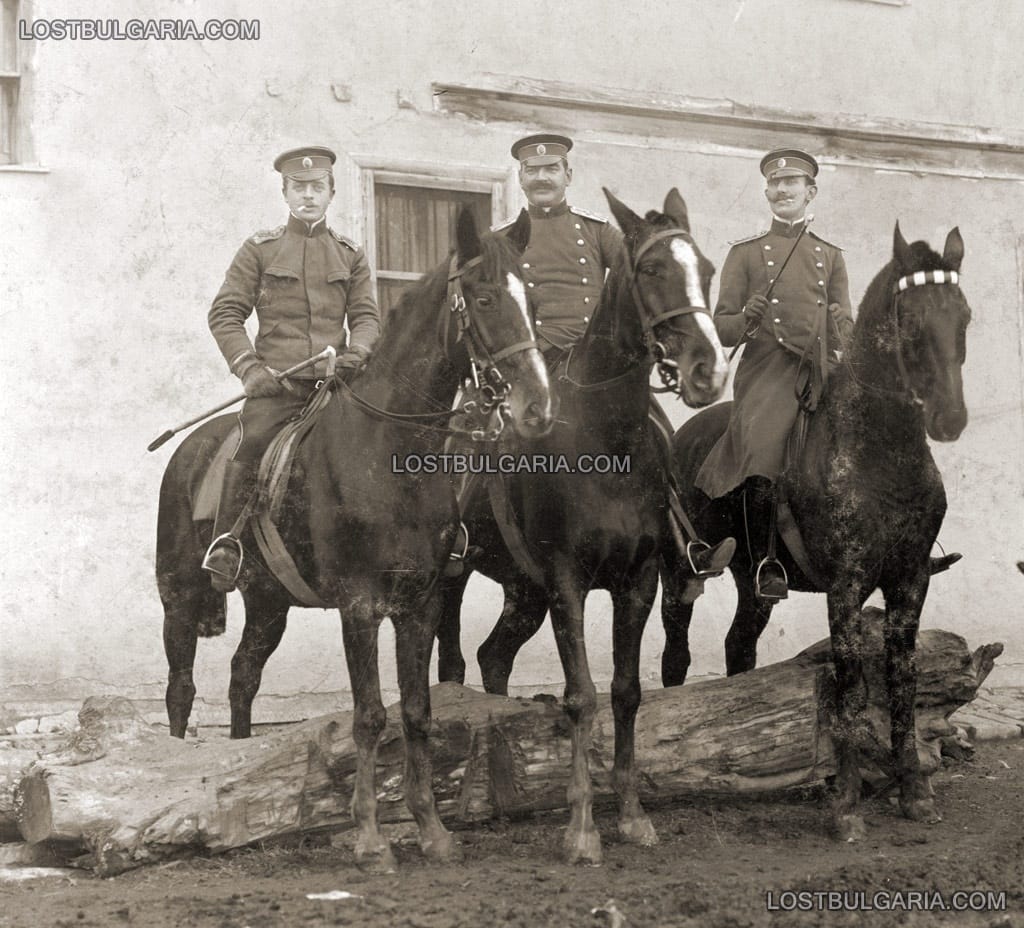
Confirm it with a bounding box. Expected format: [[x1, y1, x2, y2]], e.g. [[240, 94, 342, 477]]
[[690, 360, 711, 388]]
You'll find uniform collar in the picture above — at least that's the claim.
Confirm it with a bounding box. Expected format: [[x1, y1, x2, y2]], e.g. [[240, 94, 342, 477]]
[[287, 212, 329, 237], [769, 216, 809, 238], [527, 200, 570, 219]]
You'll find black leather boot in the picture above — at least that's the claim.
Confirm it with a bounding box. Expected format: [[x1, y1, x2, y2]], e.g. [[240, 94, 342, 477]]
[[687, 536, 737, 577], [202, 460, 257, 593]]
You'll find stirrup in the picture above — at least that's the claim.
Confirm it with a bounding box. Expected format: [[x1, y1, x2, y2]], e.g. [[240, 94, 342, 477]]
[[754, 556, 788, 602], [444, 522, 470, 578], [202, 533, 244, 586]]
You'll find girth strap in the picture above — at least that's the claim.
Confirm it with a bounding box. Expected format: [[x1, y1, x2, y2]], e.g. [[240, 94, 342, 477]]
[[487, 475, 546, 586]]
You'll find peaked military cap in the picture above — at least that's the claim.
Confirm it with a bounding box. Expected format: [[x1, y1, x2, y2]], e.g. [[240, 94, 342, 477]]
[[760, 148, 818, 181], [273, 145, 337, 180], [511, 133, 573, 166]]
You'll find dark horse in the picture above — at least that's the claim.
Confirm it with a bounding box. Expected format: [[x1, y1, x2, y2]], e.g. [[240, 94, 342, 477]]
[[435, 189, 728, 863], [661, 223, 970, 839], [156, 209, 553, 868]]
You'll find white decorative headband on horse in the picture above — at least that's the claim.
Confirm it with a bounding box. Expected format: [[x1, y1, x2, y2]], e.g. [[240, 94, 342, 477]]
[[512, 134, 574, 166], [896, 269, 960, 293], [274, 145, 336, 180]]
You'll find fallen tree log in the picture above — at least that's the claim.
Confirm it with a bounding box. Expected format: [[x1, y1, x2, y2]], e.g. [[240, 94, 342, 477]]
[[15, 617, 1002, 875]]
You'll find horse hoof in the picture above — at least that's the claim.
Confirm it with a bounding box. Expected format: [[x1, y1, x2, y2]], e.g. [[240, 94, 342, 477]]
[[421, 830, 461, 864], [564, 829, 603, 866], [834, 814, 867, 843], [618, 815, 659, 847], [354, 842, 397, 874], [901, 797, 942, 824]]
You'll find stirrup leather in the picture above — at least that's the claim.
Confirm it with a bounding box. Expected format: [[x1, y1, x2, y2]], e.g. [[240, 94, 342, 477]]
[[754, 556, 788, 601], [202, 533, 244, 585]]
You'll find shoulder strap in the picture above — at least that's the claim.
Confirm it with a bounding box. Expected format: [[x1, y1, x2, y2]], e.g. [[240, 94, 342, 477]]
[[570, 205, 608, 224]]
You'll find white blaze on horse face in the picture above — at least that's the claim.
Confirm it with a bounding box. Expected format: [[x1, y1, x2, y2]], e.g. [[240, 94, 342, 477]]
[[669, 239, 728, 388], [506, 272, 529, 329]]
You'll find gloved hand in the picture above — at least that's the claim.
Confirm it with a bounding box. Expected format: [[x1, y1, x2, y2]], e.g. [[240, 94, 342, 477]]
[[827, 302, 843, 320], [334, 348, 367, 386], [239, 360, 284, 398], [742, 294, 769, 323]]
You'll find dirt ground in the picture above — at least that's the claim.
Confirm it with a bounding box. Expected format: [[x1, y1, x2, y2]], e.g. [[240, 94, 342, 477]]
[[2, 739, 1020, 928]]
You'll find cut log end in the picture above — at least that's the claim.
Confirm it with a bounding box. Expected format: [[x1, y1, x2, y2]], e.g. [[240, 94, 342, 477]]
[[17, 773, 52, 845]]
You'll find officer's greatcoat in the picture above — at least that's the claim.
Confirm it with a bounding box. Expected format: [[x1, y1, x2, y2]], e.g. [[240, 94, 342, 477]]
[[209, 214, 380, 380], [696, 217, 853, 498]]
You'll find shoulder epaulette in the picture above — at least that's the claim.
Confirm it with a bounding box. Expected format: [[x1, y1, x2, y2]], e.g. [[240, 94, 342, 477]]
[[808, 229, 844, 251], [250, 225, 285, 245], [329, 228, 359, 250], [570, 205, 608, 224], [728, 230, 769, 246], [490, 216, 517, 233]]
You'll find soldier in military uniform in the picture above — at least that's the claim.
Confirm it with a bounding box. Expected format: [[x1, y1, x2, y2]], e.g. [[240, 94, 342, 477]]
[[202, 145, 381, 592], [695, 148, 854, 600], [496, 134, 624, 357]]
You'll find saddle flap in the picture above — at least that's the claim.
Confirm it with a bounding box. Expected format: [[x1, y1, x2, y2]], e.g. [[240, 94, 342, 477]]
[[193, 426, 240, 522]]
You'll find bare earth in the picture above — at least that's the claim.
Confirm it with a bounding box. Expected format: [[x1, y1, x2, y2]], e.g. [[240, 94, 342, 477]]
[[2, 740, 1020, 928]]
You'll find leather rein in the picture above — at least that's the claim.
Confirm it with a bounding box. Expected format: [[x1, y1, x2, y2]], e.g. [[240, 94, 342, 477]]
[[562, 227, 711, 395]]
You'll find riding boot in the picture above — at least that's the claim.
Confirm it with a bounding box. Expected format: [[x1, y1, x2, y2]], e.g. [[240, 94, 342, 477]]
[[753, 482, 788, 602], [929, 552, 962, 575], [202, 459, 258, 593], [687, 536, 737, 577]]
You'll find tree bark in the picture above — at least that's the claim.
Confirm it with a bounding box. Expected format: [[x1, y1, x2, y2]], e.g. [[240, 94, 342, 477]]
[[14, 621, 1002, 876]]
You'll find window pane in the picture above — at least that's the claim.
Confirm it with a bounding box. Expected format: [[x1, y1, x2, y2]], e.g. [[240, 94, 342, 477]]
[[0, 79, 15, 164], [375, 184, 491, 277], [1, 1, 18, 74]]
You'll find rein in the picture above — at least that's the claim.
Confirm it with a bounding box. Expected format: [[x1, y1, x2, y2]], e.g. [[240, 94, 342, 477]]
[[562, 227, 710, 394], [336, 253, 540, 440]]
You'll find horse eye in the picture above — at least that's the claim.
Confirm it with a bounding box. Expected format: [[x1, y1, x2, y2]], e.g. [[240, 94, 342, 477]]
[[476, 294, 494, 308], [640, 264, 660, 277]]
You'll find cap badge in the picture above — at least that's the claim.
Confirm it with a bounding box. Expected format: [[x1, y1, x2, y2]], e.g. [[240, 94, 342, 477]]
[[536, 144, 546, 155], [302, 157, 313, 169], [778, 158, 787, 167]]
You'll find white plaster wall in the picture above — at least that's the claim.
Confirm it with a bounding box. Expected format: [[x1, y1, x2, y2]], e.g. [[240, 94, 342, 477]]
[[2, 0, 1022, 723]]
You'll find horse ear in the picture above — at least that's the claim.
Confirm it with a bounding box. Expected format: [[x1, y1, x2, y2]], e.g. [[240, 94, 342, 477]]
[[943, 226, 964, 271], [456, 206, 482, 264], [893, 221, 912, 270], [662, 188, 691, 234], [505, 208, 531, 255], [603, 187, 644, 244]]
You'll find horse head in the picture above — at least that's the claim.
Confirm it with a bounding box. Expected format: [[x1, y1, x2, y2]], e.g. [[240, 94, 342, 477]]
[[450, 207, 554, 438], [604, 187, 728, 407], [890, 222, 970, 441]]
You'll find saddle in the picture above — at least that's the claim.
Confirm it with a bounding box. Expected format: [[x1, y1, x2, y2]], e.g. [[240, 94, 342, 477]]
[[193, 381, 335, 607]]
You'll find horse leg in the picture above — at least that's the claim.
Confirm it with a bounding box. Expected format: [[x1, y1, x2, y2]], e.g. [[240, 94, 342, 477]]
[[548, 577, 601, 865], [339, 590, 394, 872], [228, 589, 290, 739], [881, 572, 939, 824], [826, 584, 872, 841], [660, 552, 697, 687], [724, 565, 774, 675], [436, 571, 471, 684], [162, 601, 199, 739], [393, 591, 459, 863], [610, 562, 659, 846], [477, 578, 549, 695]]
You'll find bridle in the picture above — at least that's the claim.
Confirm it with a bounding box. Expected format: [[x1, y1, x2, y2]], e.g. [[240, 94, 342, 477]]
[[337, 253, 540, 441], [563, 227, 711, 394], [889, 268, 961, 407]]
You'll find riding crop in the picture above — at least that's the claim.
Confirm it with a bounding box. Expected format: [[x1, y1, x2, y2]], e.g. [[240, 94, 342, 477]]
[[147, 347, 336, 452]]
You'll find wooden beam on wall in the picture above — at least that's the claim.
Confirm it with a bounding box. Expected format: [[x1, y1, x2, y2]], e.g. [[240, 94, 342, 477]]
[[432, 74, 1024, 181]]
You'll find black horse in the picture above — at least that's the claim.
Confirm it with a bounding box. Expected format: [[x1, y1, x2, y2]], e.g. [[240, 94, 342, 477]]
[[661, 223, 970, 839], [156, 209, 553, 869], [435, 189, 728, 863]]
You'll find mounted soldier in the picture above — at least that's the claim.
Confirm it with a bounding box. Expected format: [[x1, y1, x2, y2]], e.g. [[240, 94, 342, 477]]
[[202, 145, 381, 592], [489, 133, 733, 578]]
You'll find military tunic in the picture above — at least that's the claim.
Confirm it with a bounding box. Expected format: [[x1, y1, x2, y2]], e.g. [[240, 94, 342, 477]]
[[208, 212, 381, 464], [209, 213, 380, 381], [498, 201, 624, 351], [695, 217, 853, 498]]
